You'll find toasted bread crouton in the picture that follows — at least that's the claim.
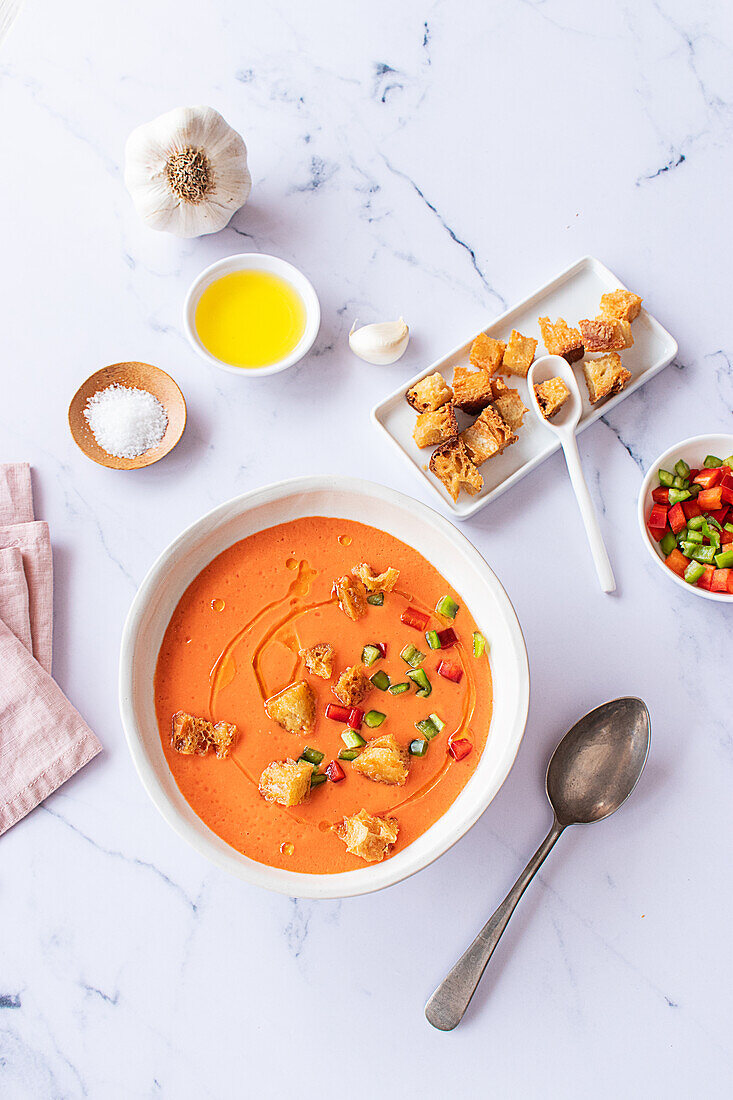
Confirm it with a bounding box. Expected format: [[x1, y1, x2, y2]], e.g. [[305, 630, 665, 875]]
[[333, 574, 368, 621], [337, 809, 399, 862], [352, 563, 400, 594], [412, 403, 458, 448], [599, 289, 642, 323], [460, 405, 516, 466], [333, 665, 372, 706], [469, 332, 506, 374], [453, 367, 495, 415], [503, 330, 537, 377], [582, 353, 631, 405], [492, 387, 527, 432], [539, 317, 584, 364], [171, 711, 237, 758], [406, 372, 453, 413], [534, 377, 571, 420], [300, 643, 334, 679], [258, 759, 313, 807], [579, 318, 633, 352], [429, 437, 483, 501], [265, 680, 316, 735], [352, 734, 409, 785]]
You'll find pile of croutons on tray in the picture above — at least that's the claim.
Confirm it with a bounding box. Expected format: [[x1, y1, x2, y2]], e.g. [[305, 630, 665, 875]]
[[406, 288, 642, 502]]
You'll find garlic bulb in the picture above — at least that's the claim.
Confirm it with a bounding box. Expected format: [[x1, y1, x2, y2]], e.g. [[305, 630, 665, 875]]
[[349, 318, 410, 365], [124, 106, 252, 238]]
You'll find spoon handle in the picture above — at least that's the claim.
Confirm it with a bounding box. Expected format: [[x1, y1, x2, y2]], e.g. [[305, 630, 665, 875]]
[[561, 433, 616, 593], [425, 819, 565, 1031]]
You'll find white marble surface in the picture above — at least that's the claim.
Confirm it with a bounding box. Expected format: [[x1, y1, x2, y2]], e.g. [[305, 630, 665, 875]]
[[2, 1, 733, 1096]]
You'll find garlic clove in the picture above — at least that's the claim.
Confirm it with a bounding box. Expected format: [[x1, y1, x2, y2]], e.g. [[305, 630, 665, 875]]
[[349, 318, 410, 365]]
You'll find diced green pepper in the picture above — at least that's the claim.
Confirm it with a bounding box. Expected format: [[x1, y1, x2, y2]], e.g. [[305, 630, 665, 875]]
[[691, 545, 716, 564], [704, 455, 723, 468], [425, 630, 441, 650], [684, 561, 705, 585], [387, 682, 410, 695], [674, 459, 690, 479], [687, 483, 701, 497], [668, 488, 691, 504], [364, 710, 386, 728], [724, 456, 733, 470], [715, 549, 733, 568], [300, 746, 324, 765], [407, 668, 432, 697], [687, 514, 706, 530], [660, 531, 676, 555], [725, 523, 733, 534], [370, 670, 391, 691], [685, 529, 703, 544], [472, 631, 486, 658], [435, 595, 459, 619], [428, 712, 445, 732], [367, 592, 384, 606], [409, 738, 428, 757], [415, 717, 440, 740], [679, 542, 697, 557], [338, 748, 361, 761], [702, 521, 721, 547], [400, 643, 425, 668], [310, 771, 327, 786], [341, 730, 365, 749], [361, 644, 381, 667], [672, 475, 689, 490], [658, 469, 674, 487]]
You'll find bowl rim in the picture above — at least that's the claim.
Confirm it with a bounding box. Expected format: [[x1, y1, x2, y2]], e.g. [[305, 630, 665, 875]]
[[182, 252, 321, 377], [637, 432, 733, 603], [119, 476, 530, 898]]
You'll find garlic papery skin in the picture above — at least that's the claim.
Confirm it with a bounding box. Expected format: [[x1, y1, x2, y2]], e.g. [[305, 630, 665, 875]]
[[349, 318, 410, 365], [124, 106, 252, 238]]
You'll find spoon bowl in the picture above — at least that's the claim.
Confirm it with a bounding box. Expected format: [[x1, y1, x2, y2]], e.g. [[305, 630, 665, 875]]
[[527, 353, 582, 435]]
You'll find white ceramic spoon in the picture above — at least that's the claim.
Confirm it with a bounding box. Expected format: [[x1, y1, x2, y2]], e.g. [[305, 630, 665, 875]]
[[527, 355, 616, 593]]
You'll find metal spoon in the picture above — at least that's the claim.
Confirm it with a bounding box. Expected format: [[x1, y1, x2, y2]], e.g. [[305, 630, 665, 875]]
[[425, 697, 650, 1031]]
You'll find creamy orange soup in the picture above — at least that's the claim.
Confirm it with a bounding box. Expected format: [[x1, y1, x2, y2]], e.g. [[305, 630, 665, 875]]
[[154, 517, 493, 874]]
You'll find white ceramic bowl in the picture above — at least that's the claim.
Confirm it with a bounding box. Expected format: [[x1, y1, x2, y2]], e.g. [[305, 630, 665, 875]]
[[638, 433, 733, 603], [119, 477, 530, 898], [183, 253, 320, 377]]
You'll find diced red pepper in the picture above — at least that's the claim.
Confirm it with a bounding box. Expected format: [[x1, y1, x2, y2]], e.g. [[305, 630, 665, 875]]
[[347, 707, 364, 730], [668, 502, 687, 534], [698, 565, 716, 590], [664, 548, 690, 578], [694, 468, 723, 489], [708, 507, 729, 525], [437, 659, 463, 683], [711, 568, 731, 593], [687, 468, 701, 483], [721, 486, 733, 506], [436, 627, 458, 648], [697, 487, 723, 511], [325, 703, 351, 723], [448, 737, 473, 761], [401, 606, 430, 631], [652, 486, 670, 504], [728, 572, 733, 595], [721, 471, 733, 490], [325, 760, 345, 783], [375, 642, 387, 658], [648, 504, 669, 539], [682, 499, 702, 520], [721, 528, 733, 545]]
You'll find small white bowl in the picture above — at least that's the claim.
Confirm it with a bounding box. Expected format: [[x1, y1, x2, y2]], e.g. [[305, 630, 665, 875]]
[[183, 253, 320, 377], [638, 433, 733, 603]]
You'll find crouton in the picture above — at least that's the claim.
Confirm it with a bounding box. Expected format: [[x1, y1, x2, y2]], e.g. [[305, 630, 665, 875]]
[[579, 318, 633, 352], [412, 403, 458, 448], [265, 680, 316, 735], [582, 353, 631, 404], [300, 643, 334, 679], [453, 366, 495, 415], [429, 437, 483, 501], [598, 289, 642, 324], [469, 332, 506, 374], [460, 405, 516, 466], [502, 330, 537, 377], [258, 759, 313, 807], [333, 665, 372, 706], [333, 574, 368, 621], [337, 809, 399, 863], [492, 387, 527, 432], [538, 317, 584, 364], [352, 734, 409, 785], [406, 372, 453, 413], [351, 563, 400, 593], [171, 711, 237, 758], [534, 377, 571, 420]]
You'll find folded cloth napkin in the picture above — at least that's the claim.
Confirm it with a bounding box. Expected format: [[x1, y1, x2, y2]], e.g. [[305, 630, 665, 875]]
[[0, 463, 101, 836]]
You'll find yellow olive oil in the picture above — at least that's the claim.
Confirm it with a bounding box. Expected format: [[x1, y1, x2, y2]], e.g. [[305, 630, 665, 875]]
[[195, 270, 306, 368]]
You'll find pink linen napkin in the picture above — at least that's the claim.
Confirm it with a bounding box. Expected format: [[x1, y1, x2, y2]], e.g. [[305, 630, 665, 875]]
[[0, 464, 101, 836]]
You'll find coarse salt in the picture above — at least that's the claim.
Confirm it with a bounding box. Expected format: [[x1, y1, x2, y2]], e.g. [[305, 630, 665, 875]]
[[84, 384, 168, 459]]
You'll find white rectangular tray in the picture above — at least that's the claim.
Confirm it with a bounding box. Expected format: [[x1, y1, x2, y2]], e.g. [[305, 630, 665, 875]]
[[371, 256, 678, 519]]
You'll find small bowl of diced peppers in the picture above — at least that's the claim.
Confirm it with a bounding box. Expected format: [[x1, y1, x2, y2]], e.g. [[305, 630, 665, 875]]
[[639, 434, 733, 601]]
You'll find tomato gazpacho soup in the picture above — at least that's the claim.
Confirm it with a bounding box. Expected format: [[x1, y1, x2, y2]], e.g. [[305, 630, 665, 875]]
[[154, 516, 493, 873]]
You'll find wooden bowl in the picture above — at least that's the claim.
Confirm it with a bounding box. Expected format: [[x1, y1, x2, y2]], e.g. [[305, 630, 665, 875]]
[[68, 362, 187, 470]]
